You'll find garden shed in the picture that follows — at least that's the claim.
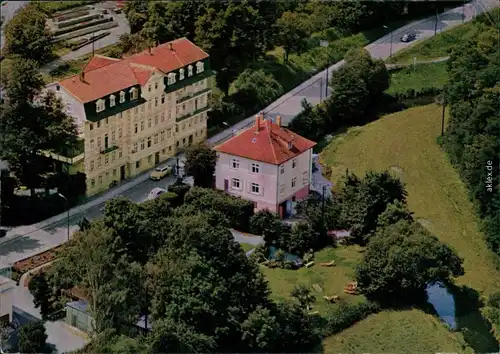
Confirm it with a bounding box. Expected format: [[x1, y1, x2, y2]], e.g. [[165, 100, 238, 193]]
[[65, 300, 93, 333]]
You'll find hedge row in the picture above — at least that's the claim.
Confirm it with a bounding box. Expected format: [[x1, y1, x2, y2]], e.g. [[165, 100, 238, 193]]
[[321, 301, 381, 336], [53, 16, 111, 36], [57, 14, 101, 29], [392, 86, 442, 100]]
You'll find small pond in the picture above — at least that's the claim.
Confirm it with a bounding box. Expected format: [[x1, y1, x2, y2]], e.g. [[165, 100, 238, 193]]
[[426, 282, 499, 353]]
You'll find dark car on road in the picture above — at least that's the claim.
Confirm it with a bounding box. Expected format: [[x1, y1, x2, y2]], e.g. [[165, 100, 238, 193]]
[[401, 33, 417, 42]]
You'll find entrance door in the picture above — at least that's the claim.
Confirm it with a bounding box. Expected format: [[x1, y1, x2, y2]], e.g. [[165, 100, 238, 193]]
[[120, 165, 126, 181], [224, 179, 229, 191], [155, 152, 160, 165]]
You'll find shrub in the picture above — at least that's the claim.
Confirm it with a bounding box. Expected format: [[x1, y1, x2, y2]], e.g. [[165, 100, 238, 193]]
[[167, 182, 191, 206], [184, 187, 254, 231], [322, 301, 381, 336], [488, 292, 500, 309]]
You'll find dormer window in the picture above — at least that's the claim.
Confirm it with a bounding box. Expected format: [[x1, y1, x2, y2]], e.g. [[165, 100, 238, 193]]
[[168, 73, 176, 85], [179, 68, 185, 80], [196, 61, 204, 74], [109, 94, 116, 107], [188, 65, 193, 77], [129, 87, 138, 100], [96, 99, 105, 113], [119, 91, 125, 103]]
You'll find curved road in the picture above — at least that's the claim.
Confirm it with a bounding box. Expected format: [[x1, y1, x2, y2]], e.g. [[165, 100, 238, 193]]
[[1, 0, 499, 266]]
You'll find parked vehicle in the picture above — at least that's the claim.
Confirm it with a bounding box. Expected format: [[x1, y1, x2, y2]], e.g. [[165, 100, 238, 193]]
[[401, 33, 416, 42], [147, 188, 167, 201], [150, 165, 173, 181]]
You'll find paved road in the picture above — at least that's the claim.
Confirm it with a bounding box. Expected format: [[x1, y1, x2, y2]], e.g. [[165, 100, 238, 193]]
[[0, 0, 29, 49], [1, 0, 499, 266]]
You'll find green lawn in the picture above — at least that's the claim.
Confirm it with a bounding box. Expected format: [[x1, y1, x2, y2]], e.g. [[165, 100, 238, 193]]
[[261, 245, 366, 314], [239, 243, 255, 253], [323, 309, 473, 353], [387, 19, 484, 64], [321, 104, 500, 297], [386, 61, 449, 96]]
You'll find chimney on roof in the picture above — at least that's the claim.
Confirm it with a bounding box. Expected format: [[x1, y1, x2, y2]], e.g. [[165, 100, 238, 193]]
[[255, 114, 260, 132], [259, 111, 264, 122], [276, 115, 281, 127], [148, 46, 151, 54], [79, 71, 85, 82], [168, 42, 173, 51]]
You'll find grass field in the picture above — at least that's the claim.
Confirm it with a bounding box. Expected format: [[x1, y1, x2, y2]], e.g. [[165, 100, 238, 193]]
[[323, 309, 473, 353], [386, 61, 449, 95], [240, 243, 255, 253], [321, 104, 500, 297], [262, 245, 365, 314]]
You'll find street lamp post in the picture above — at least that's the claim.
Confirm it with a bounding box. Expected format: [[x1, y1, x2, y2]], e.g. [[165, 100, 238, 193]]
[[383, 25, 393, 58], [320, 40, 330, 98], [57, 193, 70, 241]]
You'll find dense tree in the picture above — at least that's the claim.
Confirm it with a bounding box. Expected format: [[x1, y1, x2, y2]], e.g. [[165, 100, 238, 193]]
[[338, 171, 407, 243], [195, 1, 267, 95], [123, 0, 148, 34], [356, 220, 464, 304], [141, 1, 170, 46], [4, 4, 52, 62], [231, 69, 284, 112], [184, 144, 217, 188], [377, 200, 414, 229], [276, 11, 310, 63], [284, 222, 317, 256], [18, 321, 48, 353], [0, 58, 78, 197], [288, 99, 326, 142], [28, 271, 60, 320]]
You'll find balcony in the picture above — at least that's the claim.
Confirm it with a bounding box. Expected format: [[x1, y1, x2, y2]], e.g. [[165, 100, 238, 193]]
[[100, 145, 119, 155], [176, 106, 211, 123], [177, 88, 212, 104], [40, 139, 85, 165]]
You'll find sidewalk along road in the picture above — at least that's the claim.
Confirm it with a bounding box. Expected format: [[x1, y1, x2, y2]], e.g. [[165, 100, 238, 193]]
[[1, 0, 499, 265]]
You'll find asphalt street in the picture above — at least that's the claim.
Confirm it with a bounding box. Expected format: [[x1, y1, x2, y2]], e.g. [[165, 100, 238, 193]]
[[1, 0, 499, 266]]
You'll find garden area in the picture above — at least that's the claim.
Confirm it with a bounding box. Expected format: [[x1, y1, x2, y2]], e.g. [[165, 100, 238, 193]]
[[319, 103, 500, 351], [12, 245, 64, 282]]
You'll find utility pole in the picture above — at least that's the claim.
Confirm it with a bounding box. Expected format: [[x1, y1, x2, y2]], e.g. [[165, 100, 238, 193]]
[[321, 185, 326, 224], [434, 6, 439, 35], [383, 25, 393, 58], [320, 77, 323, 103], [92, 33, 95, 57], [441, 98, 446, 137], [320, 40, 329, 98]]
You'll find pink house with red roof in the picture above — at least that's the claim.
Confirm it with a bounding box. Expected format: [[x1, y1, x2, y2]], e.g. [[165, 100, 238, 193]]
[[213, 113, 317, 217]]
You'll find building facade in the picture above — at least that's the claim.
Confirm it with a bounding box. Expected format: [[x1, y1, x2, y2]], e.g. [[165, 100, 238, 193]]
[[46, 38, 214, 196], [0, 274, 14, 325], [214, 114, 316, 217]]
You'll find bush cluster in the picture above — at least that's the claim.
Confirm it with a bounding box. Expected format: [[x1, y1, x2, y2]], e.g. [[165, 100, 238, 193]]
[[321, 301, 381, 336], [392, 86, 442, 100]]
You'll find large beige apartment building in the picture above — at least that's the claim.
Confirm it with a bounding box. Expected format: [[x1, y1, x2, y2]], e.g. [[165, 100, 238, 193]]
[[46, 38, 214, 196]]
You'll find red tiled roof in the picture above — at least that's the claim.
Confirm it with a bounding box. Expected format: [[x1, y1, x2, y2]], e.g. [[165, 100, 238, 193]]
[[214, 117, 316, 165], [83, 55, 120, 73], [57, 38, 209, 103]]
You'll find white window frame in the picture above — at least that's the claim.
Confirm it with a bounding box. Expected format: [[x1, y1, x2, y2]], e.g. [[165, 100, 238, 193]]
[[292, 177, 297, 188], [279, 184, 285, 195], [119, 91, 126, 103], [303, 171, 309, 185], [129, 87, 138, 100], [292, 159, 297, 169], [251, 183, 260, 195], [232, 159, 239, 169], [168, 73, 176, 85], [109, 94, 116, 107], [179, 68, 185, 80], [231, 178, 241, 190], [96, 99, 105, 112], [196, 61, 204, 74], [251, 163, 260, 173], [188, 65, 193, 77], [280, 165, 285, 174]]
